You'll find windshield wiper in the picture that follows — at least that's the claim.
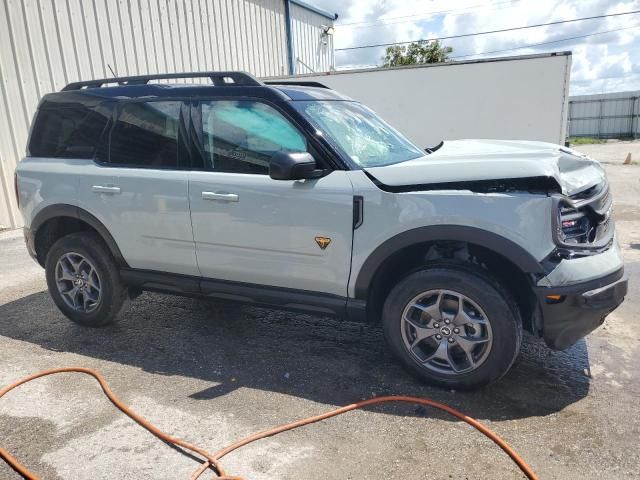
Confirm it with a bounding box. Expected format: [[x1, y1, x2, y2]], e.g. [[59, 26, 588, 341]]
[[425, 141, 444, 154]]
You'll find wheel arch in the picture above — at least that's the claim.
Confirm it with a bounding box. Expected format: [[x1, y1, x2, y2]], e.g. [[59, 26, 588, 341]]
[[31, 204, 128, 268], [353, 225, 544, 332], [354, 225, 543, 299]]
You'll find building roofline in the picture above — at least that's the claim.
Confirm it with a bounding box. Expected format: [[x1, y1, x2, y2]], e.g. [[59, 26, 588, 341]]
[[290, 0, 338, 20], [265, 51, 572, 79]]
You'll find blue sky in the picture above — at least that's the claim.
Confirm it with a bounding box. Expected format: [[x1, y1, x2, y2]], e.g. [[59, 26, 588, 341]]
[[312, 0, 639, 94]]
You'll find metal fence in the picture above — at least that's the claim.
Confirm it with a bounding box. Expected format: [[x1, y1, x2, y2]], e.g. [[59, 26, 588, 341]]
[[568, 91, 639, 139]]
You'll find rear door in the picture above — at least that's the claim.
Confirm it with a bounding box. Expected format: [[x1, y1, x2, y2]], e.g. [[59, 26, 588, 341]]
[[188, 98, 354, 296], [78, 100, 198, 276]]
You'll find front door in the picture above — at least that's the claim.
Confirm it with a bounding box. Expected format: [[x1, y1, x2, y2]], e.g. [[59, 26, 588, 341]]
[[189, 99, 354, 296]]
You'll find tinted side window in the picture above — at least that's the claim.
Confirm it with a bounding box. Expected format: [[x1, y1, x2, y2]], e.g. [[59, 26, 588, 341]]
[[201, 100, 307, 174], [110, 101, 182, 167], [28, 106, 109, 158]]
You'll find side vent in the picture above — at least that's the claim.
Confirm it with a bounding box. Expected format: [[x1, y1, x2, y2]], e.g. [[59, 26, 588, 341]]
[[353, 196, 364, 229]]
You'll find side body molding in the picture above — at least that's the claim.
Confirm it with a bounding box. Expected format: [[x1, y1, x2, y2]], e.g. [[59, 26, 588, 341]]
[[30, 204, 129, 267], [353, 225, 545, 299]]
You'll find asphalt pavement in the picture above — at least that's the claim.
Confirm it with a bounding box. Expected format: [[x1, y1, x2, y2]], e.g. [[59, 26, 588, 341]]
[[1, 160, 638, 480]]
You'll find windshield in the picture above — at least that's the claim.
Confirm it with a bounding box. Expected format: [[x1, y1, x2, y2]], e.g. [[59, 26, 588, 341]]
[[292, 101, 425, 168]]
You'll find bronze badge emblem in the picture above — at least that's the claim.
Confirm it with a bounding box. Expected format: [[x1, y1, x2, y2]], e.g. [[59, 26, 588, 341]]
[[315, 236, 331, 250]]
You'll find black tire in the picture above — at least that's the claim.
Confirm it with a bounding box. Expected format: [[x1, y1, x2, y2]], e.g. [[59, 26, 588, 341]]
[[382, 264, 522, 389], [45, 232, 129, 327]]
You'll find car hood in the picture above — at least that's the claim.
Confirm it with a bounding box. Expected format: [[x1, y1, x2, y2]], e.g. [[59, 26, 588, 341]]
[[363, 139, 606, 196]]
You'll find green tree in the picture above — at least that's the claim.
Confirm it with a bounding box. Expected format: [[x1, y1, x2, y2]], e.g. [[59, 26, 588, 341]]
[[382, 40, 453, 67]]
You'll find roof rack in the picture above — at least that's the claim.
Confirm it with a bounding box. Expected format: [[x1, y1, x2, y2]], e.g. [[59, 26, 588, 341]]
[[62, 71, 262, 91], [264, 80, 331, 89]]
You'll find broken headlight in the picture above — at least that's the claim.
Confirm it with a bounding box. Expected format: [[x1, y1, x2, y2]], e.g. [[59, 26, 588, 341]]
[[553, 182, 614, 256], [558, 206, 592, 244]]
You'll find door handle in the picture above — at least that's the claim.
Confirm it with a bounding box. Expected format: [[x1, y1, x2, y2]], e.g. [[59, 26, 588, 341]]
[[202, 191, 239, 202], [92, 185, 121, 194]]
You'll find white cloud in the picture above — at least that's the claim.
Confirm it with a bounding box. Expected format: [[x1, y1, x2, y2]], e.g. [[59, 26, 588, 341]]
[[313, 0, 640, 94]]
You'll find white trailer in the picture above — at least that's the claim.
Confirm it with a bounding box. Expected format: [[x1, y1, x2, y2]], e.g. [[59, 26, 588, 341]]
[[267, 52, 572, 148]]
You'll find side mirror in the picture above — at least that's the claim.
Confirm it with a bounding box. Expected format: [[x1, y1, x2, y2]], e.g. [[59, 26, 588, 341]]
[[269, 151, 317, 180]]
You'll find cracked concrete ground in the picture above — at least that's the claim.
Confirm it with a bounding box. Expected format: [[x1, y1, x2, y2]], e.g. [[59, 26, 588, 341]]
[[1, 161, 639, 480]]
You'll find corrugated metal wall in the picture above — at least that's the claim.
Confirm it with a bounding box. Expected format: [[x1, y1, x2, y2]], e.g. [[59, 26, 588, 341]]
[[0, 0, 335, 228], [568, 91, 640, 139], [290, 1, 334, 74]]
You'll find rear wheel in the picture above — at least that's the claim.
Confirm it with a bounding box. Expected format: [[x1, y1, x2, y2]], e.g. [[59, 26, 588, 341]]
[[45, 232, 129, 327], [382, 265, 522, 389]]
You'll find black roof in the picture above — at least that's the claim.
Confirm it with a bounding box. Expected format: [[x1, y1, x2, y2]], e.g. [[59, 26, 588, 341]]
[[45, 71, 351, 106], [271, 84, 352, 101]]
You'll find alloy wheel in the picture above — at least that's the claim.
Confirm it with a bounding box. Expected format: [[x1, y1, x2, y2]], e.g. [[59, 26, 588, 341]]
[[55, 252, 102, 313], [400, 289, 493, 375]]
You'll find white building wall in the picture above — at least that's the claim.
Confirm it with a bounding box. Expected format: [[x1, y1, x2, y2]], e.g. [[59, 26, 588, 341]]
[[0, 0, 337, 228], [290, 0, 335, 74], [270, 52, 572, 149]]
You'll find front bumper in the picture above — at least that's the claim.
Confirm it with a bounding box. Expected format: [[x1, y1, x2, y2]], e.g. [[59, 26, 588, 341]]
[[534, 268, 627, 350]]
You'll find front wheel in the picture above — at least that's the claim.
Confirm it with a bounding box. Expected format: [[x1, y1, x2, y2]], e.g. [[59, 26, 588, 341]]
[[382, 265, 522, 389]]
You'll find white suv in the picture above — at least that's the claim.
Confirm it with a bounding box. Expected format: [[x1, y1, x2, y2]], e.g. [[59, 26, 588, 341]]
[[15, 72, 627, 389]]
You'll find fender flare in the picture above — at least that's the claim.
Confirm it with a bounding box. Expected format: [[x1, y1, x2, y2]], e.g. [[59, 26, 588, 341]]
[[31, 204, 129, 267], [353, 225, 544, 299]]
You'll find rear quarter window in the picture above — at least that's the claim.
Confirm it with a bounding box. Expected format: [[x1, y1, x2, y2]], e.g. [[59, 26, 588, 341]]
[[28, 105, 110, 158]]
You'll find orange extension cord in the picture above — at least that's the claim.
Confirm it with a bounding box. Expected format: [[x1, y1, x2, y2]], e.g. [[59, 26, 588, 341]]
[[0, 367, 539, 480]]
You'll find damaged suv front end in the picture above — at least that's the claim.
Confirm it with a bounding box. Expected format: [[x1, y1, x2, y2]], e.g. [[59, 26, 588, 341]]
[[538, 178, 626, 349], [357, 139, 627, 351]]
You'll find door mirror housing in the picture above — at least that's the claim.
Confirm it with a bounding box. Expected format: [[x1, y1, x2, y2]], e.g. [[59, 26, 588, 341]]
[[269, 151, 317, 180]]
